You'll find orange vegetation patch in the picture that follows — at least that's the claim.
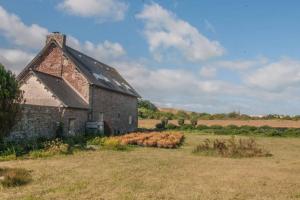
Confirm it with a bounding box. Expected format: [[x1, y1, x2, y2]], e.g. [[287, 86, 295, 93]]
[[114, 132, 184, 148]]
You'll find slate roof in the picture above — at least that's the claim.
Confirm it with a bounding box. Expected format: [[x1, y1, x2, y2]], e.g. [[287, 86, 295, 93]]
[[33, 71, 89, 109], [64, 46, 140, 98]]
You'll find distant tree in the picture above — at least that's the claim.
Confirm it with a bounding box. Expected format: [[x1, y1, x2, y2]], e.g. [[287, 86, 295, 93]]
[[0, 64, 24, 140], [176, 110, 189, 119], [190, 117, 198, 127], [228, 112, 239, 119], [138, 99, 158, 111], [160, 117, 168, 128], [178, 118, 185, 126]]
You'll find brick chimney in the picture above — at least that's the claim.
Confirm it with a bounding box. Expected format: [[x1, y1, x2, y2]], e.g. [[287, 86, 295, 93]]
[[46, 32, 66, 48]]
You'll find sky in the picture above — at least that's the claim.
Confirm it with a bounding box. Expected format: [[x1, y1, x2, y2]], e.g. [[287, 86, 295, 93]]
[[1, 0, 300, 115]]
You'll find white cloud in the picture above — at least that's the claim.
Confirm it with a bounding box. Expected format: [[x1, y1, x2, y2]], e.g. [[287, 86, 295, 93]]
[[0, 5, 48, 49], [0, 49, 34, 73], [199, 67, 217, 78], [136, 3, 225, 62], [58, 0, 128, 22], [205, 57, 269, 71], [245, 58, 300, 92], [67, 37, 126, 62], [0, 5, 126, 73]]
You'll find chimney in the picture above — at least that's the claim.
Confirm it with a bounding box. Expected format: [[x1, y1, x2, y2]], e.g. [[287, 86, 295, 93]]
[[46, 32, 66, 48]]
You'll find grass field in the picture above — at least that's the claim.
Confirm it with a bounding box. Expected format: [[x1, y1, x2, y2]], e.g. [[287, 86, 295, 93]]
[[1, 133, 300, 200], [139, 119, 300, 129]]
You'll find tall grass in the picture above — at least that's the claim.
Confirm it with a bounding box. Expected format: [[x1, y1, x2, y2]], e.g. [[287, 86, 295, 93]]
[[0, 168, 31, 187], [193, 136, 272, 158]]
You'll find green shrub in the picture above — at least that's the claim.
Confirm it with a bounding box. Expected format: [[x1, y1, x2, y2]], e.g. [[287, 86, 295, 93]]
[[178, 118, 185, 126], [43, 139, 71, 155], [193, 136, 272, 158], [28, 139, 71, 158], [0, 147, 17, 161], [155, 123, 165, 130], [210, 125, 223, 129], [0, 168, 31, 187], [226, 125, 239, 129], [102, 138, 128, 151], [87, 137, 105, 146], [190, 118, 198, 127], [166, 123, 178, 130], [29, 150, 53, 158], [196, 124, 209, 130], [161, 117, 169, 127], [87, 137, 128, 151], [180, 124, 194, 130], [0, 64, 24, 139]]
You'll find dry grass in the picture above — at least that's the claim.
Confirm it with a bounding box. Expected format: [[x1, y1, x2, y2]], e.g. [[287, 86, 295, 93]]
[[114, 132, 184, 148], [0, 168, 31, 187], [193, 136, 272, 158], [139, 119, 300, 128], [1, 133, 300, 199]]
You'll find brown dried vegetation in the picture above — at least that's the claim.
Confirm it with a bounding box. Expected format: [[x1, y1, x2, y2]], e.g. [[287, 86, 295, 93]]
[[193, 136, 272, 158], [114, 132, 184, 148]]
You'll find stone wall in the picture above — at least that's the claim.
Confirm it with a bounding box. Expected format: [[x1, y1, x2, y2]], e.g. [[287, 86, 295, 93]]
[[36, 44, 63, 77], [35, 43, 89, 102], [91, 86, 138, 134], [62, 56, 90, 101], [10, 104, 88, 140], [20, 74, 62, 107], [61, 108, 88, 136], [10, 105, 62, 140]]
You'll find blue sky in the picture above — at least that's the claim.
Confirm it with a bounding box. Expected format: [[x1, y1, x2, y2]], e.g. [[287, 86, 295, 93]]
[[1, 0, 300, 115]]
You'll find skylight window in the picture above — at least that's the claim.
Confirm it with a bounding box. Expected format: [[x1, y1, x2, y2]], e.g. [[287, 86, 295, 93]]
[[122, 83, 131, 90], [113, 79, 121, 86], [93, 73, 110, 82]]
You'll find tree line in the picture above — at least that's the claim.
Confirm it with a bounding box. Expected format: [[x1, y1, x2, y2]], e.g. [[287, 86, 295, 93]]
[[138, 99, 300, 121]]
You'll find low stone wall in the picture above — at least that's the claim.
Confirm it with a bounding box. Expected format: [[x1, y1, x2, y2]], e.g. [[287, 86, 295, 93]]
[[9, 104, 88, 141], [9, 105, 62, 140]]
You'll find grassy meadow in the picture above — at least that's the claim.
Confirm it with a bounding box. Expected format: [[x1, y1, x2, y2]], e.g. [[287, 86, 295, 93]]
[[1, 132, 300, 200]]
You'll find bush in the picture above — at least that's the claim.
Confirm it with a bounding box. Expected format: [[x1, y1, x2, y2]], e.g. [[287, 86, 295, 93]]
[[0, 168, 31, 187], [161, 117, 169, 127], [210, 125, 223, 130], [193, 136, 272, 158], [226, 125, 239, 129], [43, 139, 70, 155], [87, 137, 128, 151], [87, 137, 105, 146], [155, 123, 165, 130], [196, 124, 209, 130], [28, 139, 71, 158], [180, 124, 194, 130], [190, 118, 198, 127], [166, 123, 178, 130], [0, 64, 24, 139], [102, 138, 128, 151], [178, 118, 185, 126], [0, 147, 17, 161]]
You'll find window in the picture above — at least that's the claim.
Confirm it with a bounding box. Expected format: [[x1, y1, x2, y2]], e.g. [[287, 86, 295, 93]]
[[118, 113, 121, 118], [129, 115, 132, 125], [99, 112, 104, 122], [68, 118, 76, 135]]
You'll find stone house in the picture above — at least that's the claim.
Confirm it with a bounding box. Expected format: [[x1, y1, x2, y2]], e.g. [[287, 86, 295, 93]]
[[14, 32, 140, 138]]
